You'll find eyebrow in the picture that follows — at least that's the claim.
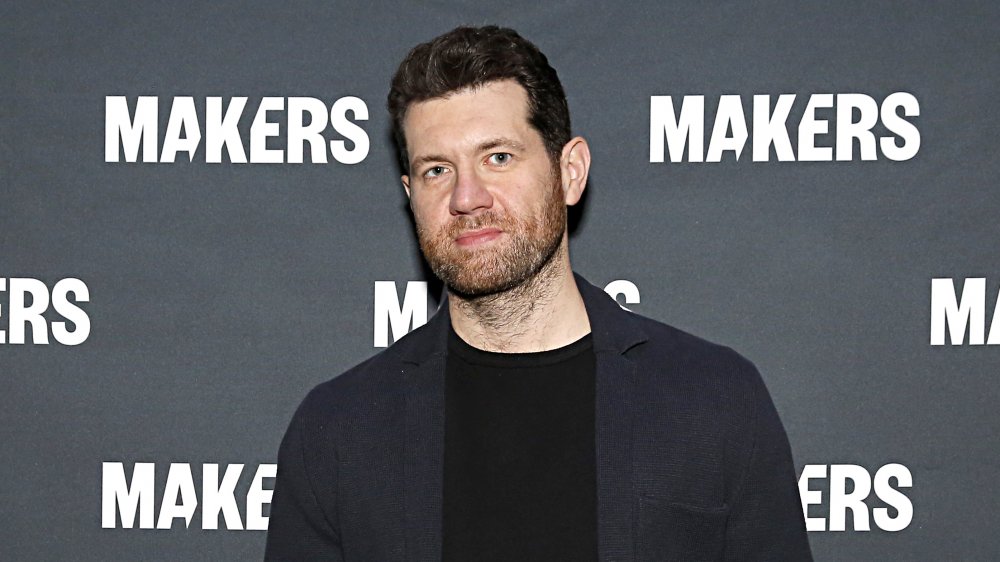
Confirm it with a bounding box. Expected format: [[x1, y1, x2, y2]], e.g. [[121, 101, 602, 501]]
[[476, 137, 526, 154], [410, 137, 527, 170]]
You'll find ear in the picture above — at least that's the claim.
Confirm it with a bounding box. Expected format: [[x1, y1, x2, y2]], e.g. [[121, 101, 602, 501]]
[[401, 175, 411, 199], [559, 137, 590, 206]]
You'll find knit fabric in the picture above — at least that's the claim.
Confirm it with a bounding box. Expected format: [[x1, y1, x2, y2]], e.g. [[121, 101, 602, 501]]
[[264, 274, 812, 561]]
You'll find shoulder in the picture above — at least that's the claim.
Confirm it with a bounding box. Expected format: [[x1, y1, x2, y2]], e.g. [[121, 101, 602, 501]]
[[576, 273, 767, 407], [623, 311, 770, 418], [294, 342, 405, 426], [289, 313, 441, 429], [628, 311, 760, 380], [619, 312, 796, 507]]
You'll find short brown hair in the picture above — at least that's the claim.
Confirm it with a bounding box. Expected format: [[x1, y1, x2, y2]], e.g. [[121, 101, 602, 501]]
[[387, 25, 571, 173]]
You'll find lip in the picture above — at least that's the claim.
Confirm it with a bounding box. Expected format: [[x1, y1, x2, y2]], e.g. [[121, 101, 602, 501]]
[[455, 228, 503, 246]]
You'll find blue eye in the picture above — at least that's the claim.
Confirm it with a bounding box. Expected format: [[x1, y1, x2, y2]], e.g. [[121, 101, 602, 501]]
[[488, 153, 512, 166], [424, 165, 446, 178]]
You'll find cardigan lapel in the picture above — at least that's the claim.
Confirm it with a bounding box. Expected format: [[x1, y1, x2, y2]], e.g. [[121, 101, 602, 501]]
[[576, 274, 647, 562], [402, 352, 446, 562], [594, 350, 638, 562], [399, 301, 450, 562]]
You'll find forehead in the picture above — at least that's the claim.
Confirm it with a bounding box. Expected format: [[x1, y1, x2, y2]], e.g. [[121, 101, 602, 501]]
[[402, 80, 539, 158]]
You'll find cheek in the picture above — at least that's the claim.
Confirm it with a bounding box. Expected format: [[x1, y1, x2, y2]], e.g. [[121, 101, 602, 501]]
[[413, 184, 450, 211], [506, 189, 546, 220], [411, 197, 446, 232]]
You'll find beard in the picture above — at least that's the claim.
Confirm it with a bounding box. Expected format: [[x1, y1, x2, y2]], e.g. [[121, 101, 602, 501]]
[[415, 172, 567, 298]]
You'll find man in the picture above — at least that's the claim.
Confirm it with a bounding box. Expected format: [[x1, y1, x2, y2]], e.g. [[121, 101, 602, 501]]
[[266, 25, 811, 561]]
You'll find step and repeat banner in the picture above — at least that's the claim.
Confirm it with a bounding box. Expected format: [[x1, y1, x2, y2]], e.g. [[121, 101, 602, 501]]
[[4, 1, 998, 560]]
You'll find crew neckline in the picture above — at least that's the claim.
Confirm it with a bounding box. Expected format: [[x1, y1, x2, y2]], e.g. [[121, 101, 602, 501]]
[[447, 326, 594, 368]]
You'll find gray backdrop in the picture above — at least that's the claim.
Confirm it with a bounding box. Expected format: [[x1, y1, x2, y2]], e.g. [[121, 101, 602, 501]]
[[4, 1, 998, 560]]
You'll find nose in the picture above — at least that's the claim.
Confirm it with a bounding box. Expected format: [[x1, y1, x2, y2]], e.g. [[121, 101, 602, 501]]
[[449, 169, 494, 215]]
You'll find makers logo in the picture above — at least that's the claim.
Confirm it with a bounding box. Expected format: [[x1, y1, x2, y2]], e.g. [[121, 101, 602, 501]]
[[373, 279, 641, 347], [102, 462, 275, 531], [930, 278, 1000, 346], [650, 93, 919, 163], [105, 96, 369, 164], [799, 463, 913, 532], [0, 277, 90, 345]]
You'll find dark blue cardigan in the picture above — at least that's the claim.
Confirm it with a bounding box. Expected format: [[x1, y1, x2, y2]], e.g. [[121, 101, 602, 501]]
[[265, 274, 812, 561]]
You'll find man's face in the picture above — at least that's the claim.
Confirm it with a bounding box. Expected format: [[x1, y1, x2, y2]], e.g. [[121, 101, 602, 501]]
[[401, 80, 568, 297]]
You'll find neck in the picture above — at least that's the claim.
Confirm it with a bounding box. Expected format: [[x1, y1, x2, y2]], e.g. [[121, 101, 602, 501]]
[[447, 243, 591, 353]]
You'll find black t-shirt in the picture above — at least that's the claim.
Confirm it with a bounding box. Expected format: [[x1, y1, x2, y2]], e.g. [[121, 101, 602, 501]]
[[442, 328, 598, 562]]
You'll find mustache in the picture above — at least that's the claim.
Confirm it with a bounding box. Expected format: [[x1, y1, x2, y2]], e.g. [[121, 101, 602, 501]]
[[444, 211, 513, 237]]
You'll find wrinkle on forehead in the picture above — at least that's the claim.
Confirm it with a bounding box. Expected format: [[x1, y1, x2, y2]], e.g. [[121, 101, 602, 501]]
[[403, 81, 538, 167]]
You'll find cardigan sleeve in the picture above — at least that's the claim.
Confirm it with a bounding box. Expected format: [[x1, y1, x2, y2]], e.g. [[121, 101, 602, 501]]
[[723, 363, 813, 562], [264, 394, 344, 561]]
